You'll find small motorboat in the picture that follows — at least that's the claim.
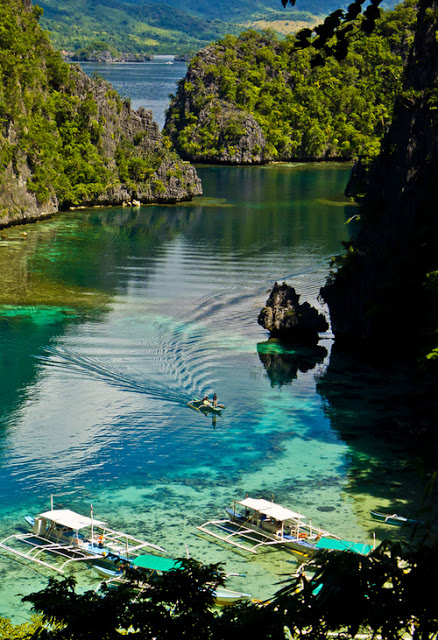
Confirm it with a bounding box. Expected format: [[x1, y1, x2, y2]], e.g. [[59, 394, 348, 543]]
[[370, 510, 424, 526], [188, 397, 225, 415]]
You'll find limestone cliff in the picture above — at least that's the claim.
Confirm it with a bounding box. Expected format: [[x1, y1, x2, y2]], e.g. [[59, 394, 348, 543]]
[[69, 68, 202, 207], [164, 11, 416, 164], [164, 42, 268, 164], [0, 0, 201, 228], [321, 0, 438, 362]]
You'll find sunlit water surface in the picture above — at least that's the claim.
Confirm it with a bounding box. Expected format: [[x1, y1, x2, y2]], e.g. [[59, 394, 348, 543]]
[[0, 63, 426, 623]]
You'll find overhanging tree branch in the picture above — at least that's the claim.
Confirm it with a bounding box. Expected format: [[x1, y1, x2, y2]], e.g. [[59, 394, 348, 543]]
[[283, 0, 382, 65]]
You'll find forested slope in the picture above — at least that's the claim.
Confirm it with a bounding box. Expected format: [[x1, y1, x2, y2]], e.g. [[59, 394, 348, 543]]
[[0, 0, 201, 227], [36, 0, 317, 58], [163, 1, 417, 163]]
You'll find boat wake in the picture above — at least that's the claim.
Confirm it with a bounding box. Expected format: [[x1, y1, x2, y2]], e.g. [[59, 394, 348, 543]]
[[37, 347, 188, 406], [35, 272, 323, 409]]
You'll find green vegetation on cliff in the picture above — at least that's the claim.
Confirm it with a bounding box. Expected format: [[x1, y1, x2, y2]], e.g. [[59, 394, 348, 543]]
[[0, 0, 201, 226], [164, 1, 417, 163]]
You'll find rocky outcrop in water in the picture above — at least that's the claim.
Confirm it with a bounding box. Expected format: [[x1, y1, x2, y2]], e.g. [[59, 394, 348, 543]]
[[70, 68, 202, 207], [258, 282, 329, 340], [164, 15, 416, 164]]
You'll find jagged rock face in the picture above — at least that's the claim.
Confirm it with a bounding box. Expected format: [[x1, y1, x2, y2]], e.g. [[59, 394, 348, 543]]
[[322, 0, 438, 353], [0, 165, 59, 227], [258, 282, 329, 339], [70, 69, 202, 206], [164, 45, 270, 164], [187, 99, 266, 164]]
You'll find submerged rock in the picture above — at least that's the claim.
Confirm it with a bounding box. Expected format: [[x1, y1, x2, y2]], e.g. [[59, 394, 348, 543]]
[[258, 282, 329, 340]]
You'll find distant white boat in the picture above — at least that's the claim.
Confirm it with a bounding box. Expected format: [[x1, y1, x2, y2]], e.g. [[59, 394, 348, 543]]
[[165, 61, 173, 65]]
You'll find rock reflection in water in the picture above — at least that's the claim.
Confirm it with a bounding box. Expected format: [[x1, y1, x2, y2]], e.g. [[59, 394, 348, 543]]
[[257, 338, 327, 387]]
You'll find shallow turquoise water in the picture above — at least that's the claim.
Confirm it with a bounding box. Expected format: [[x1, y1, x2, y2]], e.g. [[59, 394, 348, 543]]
[[0, 162, 369, 619], [0, 132, 428, 620], [1, 161, 425, 623]]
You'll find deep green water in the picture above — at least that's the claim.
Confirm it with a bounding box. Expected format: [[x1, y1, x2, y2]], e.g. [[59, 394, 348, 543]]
[[0, 64, 429, 622]]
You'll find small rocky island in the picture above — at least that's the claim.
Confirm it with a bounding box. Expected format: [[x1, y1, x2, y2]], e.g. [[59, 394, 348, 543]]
[[163, 18, 414, 165], [258, 282, 329, 341]]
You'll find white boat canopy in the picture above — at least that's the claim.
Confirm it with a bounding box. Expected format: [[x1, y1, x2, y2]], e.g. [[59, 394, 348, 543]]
[[38, 509, 106, 530], [237, 498, 304, 521]]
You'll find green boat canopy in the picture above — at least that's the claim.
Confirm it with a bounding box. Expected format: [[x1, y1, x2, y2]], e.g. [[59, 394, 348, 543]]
[[132, 555, 181, 572], [315, 538, 373, 555]]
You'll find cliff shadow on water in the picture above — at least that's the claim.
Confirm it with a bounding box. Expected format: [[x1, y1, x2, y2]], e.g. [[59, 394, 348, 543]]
[[315, 342, 438, 526]]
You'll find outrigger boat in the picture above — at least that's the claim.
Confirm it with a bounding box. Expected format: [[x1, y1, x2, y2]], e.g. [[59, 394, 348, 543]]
[[0, 503, 165, 574], [197, 497, 340, 555], [92, 553, 252, 606], [188, 397, 225, 416], [370, 510, 424, 527]]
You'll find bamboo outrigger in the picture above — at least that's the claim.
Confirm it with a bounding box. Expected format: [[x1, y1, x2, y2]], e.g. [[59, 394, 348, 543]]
[[0, 502, 165, 574], [197, 497, 339, 555]]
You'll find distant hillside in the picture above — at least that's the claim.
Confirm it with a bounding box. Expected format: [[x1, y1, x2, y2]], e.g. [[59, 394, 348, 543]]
[[36, 0, 330, 57]]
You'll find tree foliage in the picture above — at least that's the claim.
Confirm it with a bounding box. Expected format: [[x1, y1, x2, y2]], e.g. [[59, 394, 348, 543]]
[[16, 540, 438, 640], [286, 0, 385, 66], [164, 1, 417, 163]]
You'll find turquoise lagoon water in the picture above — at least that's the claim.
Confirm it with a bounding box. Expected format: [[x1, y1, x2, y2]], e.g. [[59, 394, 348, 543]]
[[0, 163, 425, 621], [0, 62, 428, 621]]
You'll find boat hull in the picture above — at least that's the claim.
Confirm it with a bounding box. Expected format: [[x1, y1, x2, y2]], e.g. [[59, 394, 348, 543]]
[[188, 398, 224, 415], [93, 564, 251, 606], [370, 510, 423, 526]]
